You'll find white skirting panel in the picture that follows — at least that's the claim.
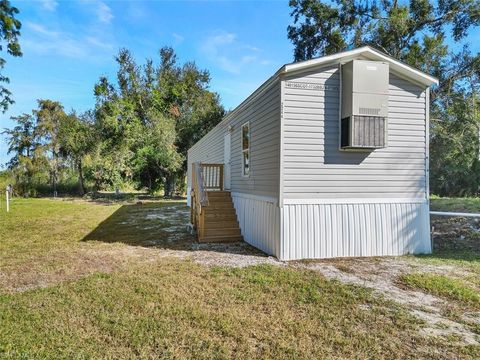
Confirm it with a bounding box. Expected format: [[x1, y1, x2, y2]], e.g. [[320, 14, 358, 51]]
[[281, 201, 431, 261], [186, 187, 191, 207], [231, 192, 280, 257]]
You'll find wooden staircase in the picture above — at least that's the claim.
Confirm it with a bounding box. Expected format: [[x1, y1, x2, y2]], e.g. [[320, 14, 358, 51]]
[[191, 163, 243, 243], [200, 191, 243, 242]]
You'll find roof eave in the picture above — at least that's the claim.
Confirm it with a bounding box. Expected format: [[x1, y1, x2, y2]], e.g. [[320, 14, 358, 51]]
[[282, 46, 439, 87]]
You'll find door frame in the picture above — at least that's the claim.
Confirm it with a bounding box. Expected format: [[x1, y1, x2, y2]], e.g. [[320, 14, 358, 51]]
[[224, 131, 231, 190]]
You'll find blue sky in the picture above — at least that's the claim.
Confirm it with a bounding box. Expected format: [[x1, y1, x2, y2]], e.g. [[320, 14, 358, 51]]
[[1, 0, 293, 165], [1, 1, 479, 166]]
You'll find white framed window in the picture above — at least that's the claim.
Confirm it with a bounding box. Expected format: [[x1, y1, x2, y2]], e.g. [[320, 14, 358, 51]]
[[241, 122, 250, 177]]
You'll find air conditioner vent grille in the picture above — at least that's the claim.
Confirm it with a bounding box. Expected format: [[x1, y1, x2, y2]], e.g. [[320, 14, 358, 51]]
[[341, 116, 387, 149], [359, 107, 381, 115]]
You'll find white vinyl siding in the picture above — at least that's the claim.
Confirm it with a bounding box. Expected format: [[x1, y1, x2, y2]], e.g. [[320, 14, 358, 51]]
[[187, 80, 281, 201], [282, 66, 427, 199], [229, 82, 281, 198]]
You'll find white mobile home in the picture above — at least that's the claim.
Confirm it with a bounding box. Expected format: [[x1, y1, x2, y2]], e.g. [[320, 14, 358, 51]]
[[187, 46, 438, 261]]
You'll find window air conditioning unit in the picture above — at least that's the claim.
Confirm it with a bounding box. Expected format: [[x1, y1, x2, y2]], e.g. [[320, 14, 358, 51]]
[[340, 60, 388, 150]]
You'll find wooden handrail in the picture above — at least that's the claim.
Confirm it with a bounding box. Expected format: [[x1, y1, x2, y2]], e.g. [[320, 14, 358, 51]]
[[191, 162, 224, 240]]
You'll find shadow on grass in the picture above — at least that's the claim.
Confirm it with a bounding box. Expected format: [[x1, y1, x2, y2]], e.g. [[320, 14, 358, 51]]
[[85, 192, 187, 205], [82, 201, 266, 257]]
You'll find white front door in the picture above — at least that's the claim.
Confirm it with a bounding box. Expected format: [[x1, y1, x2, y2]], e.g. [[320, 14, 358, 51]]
[[224, 132, 231, 190]]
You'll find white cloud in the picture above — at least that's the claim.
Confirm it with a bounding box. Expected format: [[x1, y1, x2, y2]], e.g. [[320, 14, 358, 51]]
[[172, 33, 184, 44], [201, 31, 265, 74], [24, 21, 114, 59], [41, 0, 58, 11], [96, 1, 114, 24], [27, 22, 59, 37]]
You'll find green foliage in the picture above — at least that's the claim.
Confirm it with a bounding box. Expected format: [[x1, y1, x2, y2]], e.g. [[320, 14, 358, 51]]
[[288, 0, 480, 196], [0, 0, 22, 112], [0, 169, 12, 190], [3, 46, 223, 197], [430, 92, 480, 195], [93, 46, 224, 194], [3, 101, 93, 196], [57, 112, 96, 195]]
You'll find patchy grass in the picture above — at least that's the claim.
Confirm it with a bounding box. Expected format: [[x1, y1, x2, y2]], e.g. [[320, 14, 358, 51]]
[[0, 198, 120, 265], [2, 259, 478, 359], [399, 273, 480, 308], [412, 250, 480, 275], [430, 197, 480, 213], [1, 198, 480, 358]]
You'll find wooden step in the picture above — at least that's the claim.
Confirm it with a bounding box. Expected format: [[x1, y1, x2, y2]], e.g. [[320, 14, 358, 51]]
[[204, 207, 237, 215], [206, 191, 231, 199], [202, 204, 235, 214], [205, 202, 234, 209], [204, 227, 241, 237], [203, 220, 239, 229], [204, 213, 238, 221], [199, 234, 244, 243]]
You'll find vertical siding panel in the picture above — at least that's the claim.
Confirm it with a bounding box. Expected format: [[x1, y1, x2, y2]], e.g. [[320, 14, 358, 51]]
[[313, 205, 319, 258], [231, 193, 280, 257], [281, 201, 430, 260]]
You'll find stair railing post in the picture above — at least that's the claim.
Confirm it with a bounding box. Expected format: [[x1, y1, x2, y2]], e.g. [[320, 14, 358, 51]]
[[219, 164, 224, 191]]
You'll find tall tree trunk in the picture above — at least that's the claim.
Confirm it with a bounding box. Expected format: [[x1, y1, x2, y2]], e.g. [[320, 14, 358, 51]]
[[77, 158, 85, 196], [148, 171, 152, 193], [165, 173, 176, 198], [178, 169, 187, 196]]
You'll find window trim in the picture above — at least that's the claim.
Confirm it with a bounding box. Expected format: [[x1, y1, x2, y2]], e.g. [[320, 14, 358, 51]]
[[241, 121, 250, 177]]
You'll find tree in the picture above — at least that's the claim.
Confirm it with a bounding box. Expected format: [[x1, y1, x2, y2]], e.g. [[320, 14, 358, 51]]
[[287, 0, 480, 195], [3, 113, 36, 165], [34, 100, 68, 195], [58, 112, 96, 195], [0, 0, 22, 112], [2, 113, 46, 195], [94, 47, 224, 195]]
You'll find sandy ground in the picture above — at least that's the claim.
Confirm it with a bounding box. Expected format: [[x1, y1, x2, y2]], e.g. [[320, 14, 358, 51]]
[[2, 202, 479, 347]]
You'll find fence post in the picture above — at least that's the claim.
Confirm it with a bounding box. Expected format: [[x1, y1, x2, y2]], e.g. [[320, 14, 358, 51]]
[[6, 190, 9, 212]]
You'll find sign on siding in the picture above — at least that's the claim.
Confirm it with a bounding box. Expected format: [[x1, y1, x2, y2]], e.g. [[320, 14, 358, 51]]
[[285, 81, 339, 91]]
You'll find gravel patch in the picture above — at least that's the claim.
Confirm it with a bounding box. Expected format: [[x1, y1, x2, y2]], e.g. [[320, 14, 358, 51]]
[[298, 258, 479, 346]]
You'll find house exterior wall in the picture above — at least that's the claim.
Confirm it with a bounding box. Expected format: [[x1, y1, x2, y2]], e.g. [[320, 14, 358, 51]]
[[187, 80, 281, 200], [188, 54, 432, 261], [278, 64, 431, 260], [281, 67, 427, 200], [187, 80, 282, 256]]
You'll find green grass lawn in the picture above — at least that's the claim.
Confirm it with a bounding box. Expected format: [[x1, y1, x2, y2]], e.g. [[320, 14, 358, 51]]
[[1, 198, 479, 359], [399, 272, 480, 307], [430, 196, 480, 213]]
